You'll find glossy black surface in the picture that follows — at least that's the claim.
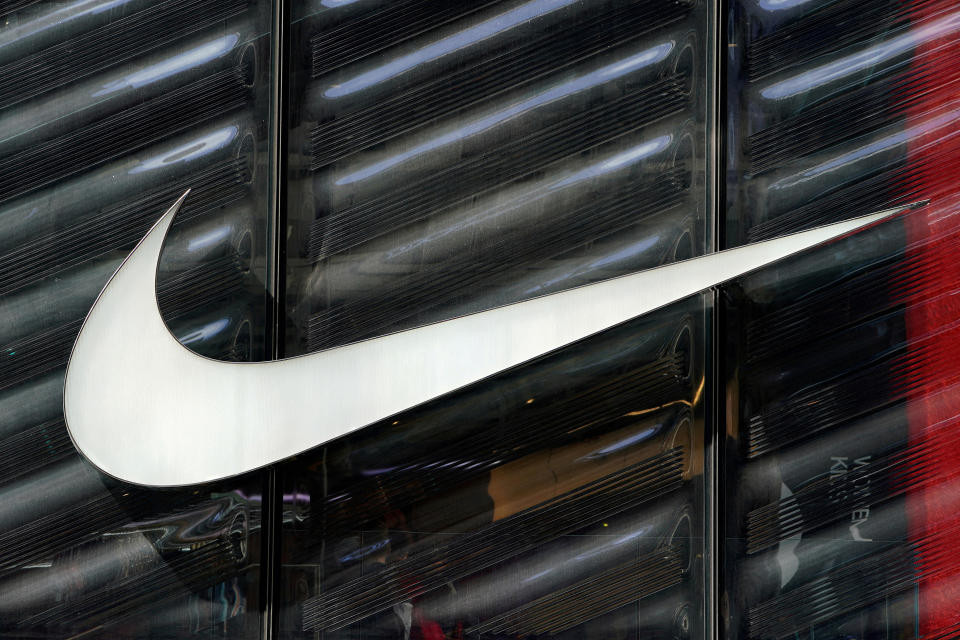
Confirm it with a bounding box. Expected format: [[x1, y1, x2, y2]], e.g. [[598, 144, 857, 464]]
[[279, 2, 714, 637], [0, 0, 274, 636]]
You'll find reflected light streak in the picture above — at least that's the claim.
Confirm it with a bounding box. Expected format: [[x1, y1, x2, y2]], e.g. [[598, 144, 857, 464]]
[[0, 0, 135, 50], [692, 375, 705, 407], [551, 135, 673, 188], [769, 105, 960, 191], [586, 235, 661, 269], [324, 0, 580, 98], [338, 539, 390, 563], [94, 34, 240, 97], [336, 43, 674, 185], [130, 126, 238, 175], [757, 0, 817, 10], [360, 466, 400, 476], [522, 568, 554, 583], [573, 523, 655, 560], [386, 135, 673, 258], [624, 397, 695, 418], [761, 10, 960, 99], [522, 235, 661, 296], [614, 529, 652, 545], [234, 491, 311, 503], [578, 426, 662, 462], [187, 225, 233, 252], [179, 318, 230, 345]]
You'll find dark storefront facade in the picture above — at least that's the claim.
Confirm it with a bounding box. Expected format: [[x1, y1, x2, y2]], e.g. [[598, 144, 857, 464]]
[[2, 0, 960, 638]]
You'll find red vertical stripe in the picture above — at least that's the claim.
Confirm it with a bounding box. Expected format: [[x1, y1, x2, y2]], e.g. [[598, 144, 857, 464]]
[[904, 2, 960, 634]]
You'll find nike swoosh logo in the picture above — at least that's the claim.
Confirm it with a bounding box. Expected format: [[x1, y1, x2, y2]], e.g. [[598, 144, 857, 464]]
[[63, 192, 909, 487]]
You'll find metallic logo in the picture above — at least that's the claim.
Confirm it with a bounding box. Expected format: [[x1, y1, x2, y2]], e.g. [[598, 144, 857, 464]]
[[63, 192, 902, 486]]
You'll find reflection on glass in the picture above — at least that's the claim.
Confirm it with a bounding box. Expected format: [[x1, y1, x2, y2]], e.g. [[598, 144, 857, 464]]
[[94, 34, 241, 97], [760, 10, 960, 100], [283, 2, 712, 635], [333, 44, 674, 185], [323, 0, 581, 98], [726, 0, 960, 636], [0, 0, 271, 636]]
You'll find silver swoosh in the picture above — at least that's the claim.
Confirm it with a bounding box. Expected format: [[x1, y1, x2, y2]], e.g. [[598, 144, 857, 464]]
[[63, 192, 907, 487]]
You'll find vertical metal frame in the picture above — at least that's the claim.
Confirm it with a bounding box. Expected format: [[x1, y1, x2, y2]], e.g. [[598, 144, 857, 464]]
[[263, 0, 291, 637], [709, 0, 727, 637], [261, 1, 728, 637]]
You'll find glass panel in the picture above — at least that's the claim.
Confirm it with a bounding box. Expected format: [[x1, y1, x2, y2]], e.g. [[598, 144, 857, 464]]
[[284, 0, 714, 352], [278, 296, 711, 640], [0, 0, 275, 636], [281, 0, 715, 638], [723, 0, 960, 637], [723, 0, 952, 247]]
